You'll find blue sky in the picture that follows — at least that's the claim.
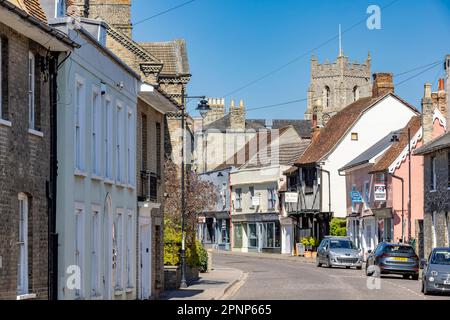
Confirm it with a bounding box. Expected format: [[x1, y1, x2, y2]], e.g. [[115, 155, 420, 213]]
[[131, 0, 450, 119]]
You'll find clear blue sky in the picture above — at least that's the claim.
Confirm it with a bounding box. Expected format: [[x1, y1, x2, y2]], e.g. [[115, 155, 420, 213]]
[[131, 0, 450, 119]]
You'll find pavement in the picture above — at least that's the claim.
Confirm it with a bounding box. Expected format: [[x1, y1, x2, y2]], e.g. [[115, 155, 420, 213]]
[[159, 266, 245, 300]]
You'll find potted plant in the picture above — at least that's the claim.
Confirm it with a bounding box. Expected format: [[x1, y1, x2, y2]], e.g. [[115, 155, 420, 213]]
[[301, 237, 313, 258], [310, 237, 319, 258]]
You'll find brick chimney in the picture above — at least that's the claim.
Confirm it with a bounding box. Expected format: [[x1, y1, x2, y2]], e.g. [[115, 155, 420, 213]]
[[431, 78, 447, 116], [230, 99, 246, 131], [422, 83, 434, 144], [372, 73, 394, 97]]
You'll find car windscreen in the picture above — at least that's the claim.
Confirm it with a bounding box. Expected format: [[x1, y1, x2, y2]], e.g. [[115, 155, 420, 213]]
[[431, 250, 450, 265], [329, 240, 355, 249], [383, 245, 415, 255]]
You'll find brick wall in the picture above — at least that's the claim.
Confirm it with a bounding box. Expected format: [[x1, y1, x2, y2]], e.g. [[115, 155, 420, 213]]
[[136, 98, 165, 299], [0, 22, 51, 300]]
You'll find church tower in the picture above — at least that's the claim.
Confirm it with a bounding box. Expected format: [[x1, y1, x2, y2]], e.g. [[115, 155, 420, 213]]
[[305, 52, 372, 123], [72, 0, 132, 38]]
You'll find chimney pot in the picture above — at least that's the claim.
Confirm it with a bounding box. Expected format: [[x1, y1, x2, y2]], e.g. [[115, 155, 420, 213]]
[[439, 78, 445, 91], [424, 83, 432, 99]]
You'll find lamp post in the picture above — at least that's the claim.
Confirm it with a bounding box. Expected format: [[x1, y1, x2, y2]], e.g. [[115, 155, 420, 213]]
[[178, 88, 210, 288]]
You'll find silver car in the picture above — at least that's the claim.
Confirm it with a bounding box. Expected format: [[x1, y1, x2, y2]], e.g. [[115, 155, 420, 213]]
[[316, 236, 363, 269], [422, 247, 450, 295]]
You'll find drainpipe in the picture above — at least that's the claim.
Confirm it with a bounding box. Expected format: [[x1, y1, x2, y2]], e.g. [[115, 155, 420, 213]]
[[390, 173, 404, 243], [408, 128, 412, 242], [48, 52, 61, 300]]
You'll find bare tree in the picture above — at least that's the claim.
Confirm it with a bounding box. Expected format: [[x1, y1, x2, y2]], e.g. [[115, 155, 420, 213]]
[[163, 159, 217, 244]]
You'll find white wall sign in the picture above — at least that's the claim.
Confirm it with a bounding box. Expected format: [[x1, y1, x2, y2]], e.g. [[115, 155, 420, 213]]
[[252, 196, 260, 207], [285, 192, 298, 203], [374, 184, 386, 201]]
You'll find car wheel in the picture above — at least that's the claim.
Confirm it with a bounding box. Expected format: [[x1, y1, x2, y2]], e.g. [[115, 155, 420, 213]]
[[326, 256, 332, 268], [423, 282, 429, 295], [412, 274, 419, 281], [356, 266, 362, 270], [402, 274, 410, 279], [316, 259, 322, 267]]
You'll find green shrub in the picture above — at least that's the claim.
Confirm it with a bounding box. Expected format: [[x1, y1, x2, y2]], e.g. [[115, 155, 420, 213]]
[[330, 218, 347, 236], [164, 222, 207, 270]]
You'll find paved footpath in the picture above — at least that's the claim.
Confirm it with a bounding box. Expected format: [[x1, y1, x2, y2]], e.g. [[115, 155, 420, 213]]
[[160, 266, 244, 300]]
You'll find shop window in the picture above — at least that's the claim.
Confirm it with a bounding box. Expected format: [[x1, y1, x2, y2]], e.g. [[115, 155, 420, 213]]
[[248, 223, 257, 248], [233, 224, 242, 248]]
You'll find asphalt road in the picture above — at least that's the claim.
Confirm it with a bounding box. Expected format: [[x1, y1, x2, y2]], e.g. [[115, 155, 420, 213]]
[[213, 253, 450, 300]]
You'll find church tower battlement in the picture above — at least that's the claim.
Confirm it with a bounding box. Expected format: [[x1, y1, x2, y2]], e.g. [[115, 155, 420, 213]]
[[305, 52, 372, 123]]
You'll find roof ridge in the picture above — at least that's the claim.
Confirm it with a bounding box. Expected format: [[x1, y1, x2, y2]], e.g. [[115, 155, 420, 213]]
[[106, 25, 162, 64]]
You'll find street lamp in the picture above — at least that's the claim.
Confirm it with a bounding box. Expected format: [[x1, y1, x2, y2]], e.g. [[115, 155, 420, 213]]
[[179, 88, 210, 288]]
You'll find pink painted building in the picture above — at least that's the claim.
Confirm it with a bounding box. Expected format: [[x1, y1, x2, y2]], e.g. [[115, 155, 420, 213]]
[[340, 81, 447, 259]]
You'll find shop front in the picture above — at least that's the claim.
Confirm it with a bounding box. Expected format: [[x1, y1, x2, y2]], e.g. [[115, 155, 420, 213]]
[[232, 214, 281, 253]]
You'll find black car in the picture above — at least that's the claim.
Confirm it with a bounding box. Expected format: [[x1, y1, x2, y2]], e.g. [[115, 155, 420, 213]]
[[365, 242, 419, 280]]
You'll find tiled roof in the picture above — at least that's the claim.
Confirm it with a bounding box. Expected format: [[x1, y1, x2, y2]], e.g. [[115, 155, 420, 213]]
[[8, 0, 48, 23], [296, 92, 419, 165], [370, 116, 421, 172], [414, 131, 450, 155], [140, 39, 190, 75]]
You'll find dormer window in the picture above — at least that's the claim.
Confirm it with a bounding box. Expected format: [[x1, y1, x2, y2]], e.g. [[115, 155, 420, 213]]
[[55, 0, 66, 18]]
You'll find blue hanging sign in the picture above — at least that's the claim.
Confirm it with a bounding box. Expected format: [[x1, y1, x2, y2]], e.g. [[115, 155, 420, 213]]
[[350, 191, 363, 203]]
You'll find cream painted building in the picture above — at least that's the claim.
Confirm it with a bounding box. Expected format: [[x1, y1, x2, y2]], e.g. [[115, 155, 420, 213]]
[[45, 9, 140, 299]]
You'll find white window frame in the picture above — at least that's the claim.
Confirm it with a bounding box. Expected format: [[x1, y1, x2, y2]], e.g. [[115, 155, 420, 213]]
[[74, 75, 86, 173], [268, 188, 276, 210], [104, 96, 113, 180], [17, 193, 28, 296], [431, 156, 437, 191], [127, 107, 135, 187], [115, 209, 124, 290], [126, 210, 133, 288], [91, 205, 101, 297], [431, 211, 437, 249], [74, 202, 85, 298], [234, 188, 242, 210], [91, 86, 102, 177], [28, 51, 35, 130], [249, 186, 255, 209], [116, 102, 124, 184], [55, 0, 66, 17]]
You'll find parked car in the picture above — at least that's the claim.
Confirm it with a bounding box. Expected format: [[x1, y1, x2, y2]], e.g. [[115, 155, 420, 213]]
[[421, 247, 450, 295], [365, 242, 419, 280], [316, 236, 363, 269]]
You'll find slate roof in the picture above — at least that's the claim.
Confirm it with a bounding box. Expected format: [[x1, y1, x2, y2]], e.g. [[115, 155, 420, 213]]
[[414, 131, 450, 155], [340, 131, 400, 172], [214, 127, 291, 170], [139, 88, 179, 114], [296, 92, 419, 165], [203, 117, 311, 136], [203, 114, 266, 132], [241, 140, 310, 169], [371, 116, 421, 172], [140, 39, 190, 75]]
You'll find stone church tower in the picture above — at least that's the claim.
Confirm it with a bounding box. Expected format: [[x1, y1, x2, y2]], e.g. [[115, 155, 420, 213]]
[[305, 52, 372, 124]]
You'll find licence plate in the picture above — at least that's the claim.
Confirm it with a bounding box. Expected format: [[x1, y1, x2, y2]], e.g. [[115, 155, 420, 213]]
[[393, 257, 408, 261]]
